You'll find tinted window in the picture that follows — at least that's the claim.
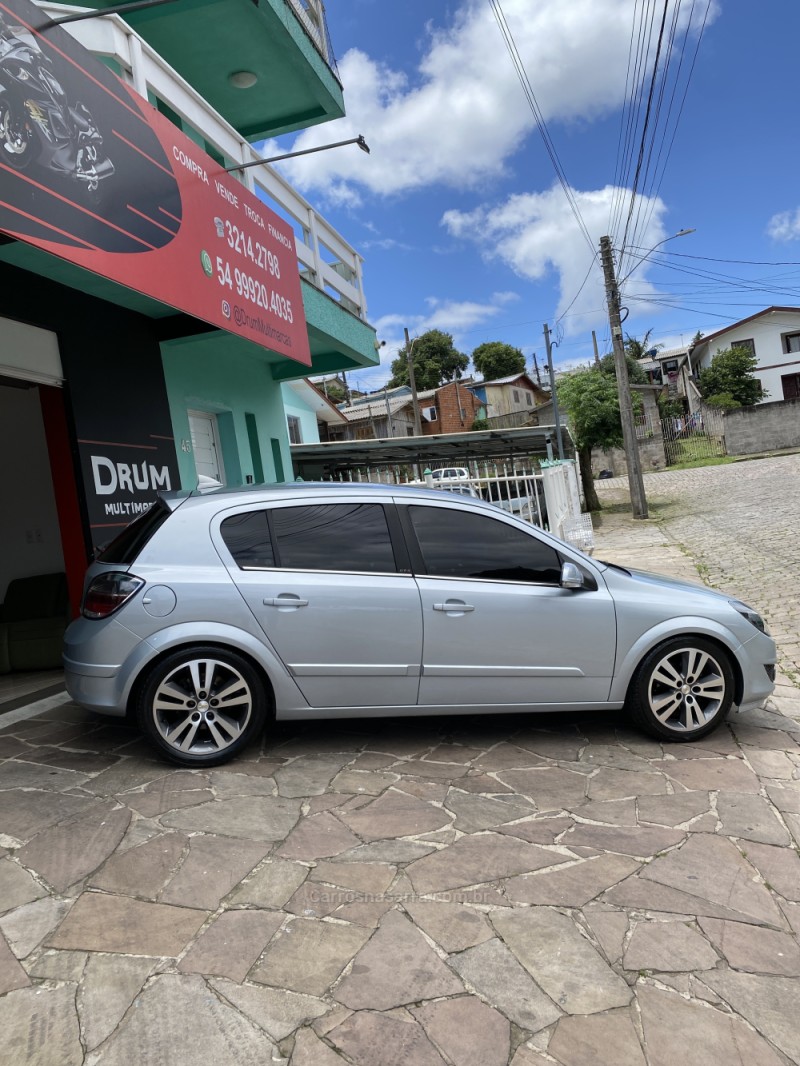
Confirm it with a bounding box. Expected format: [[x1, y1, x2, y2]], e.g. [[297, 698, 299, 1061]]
[[273, 504, 396, 573], [96, 498, 172, 563], [409, 506, 561, 583], [221, 511, 274, 568]]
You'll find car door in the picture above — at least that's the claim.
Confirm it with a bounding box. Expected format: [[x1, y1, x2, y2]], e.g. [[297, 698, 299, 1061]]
[[215, 499, 422, 709], [400, 500, 617, 708]]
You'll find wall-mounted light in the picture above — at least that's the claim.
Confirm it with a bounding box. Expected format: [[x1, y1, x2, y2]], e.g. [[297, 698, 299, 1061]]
[[229, 70, 258, 90]]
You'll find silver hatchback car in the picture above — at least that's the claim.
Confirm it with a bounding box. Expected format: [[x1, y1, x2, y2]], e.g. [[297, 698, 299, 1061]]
[[64, 482, 776, 767]]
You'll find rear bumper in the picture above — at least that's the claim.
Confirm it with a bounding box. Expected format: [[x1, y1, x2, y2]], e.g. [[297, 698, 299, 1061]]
[[64, 663, 127, 717]]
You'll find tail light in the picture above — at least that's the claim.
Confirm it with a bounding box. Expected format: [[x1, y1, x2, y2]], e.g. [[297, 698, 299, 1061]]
[[83, 572, 144, 619]]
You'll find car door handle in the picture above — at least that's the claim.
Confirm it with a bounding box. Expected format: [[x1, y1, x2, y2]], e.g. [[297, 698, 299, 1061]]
[[263, 596, 309, 608], [433, 601, 475, 612]]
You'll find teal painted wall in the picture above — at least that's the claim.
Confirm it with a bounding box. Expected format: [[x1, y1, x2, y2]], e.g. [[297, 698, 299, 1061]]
[[162, 342, 290, 490], [281, 384, 320, 445]]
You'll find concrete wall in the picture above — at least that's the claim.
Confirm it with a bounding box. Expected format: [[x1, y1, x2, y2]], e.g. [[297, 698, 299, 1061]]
[[593, 434, 668, 478], [724, 398, 800, 455], [163, 343, 290, 488], [281, 384, 320, 445]]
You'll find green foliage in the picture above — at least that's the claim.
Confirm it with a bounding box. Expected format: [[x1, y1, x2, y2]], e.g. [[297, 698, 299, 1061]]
[[598, 351, 649, 384], [624, 329, 660, 361], [557, 367, 625, 451], [658, 397, 685, 420], [704, 391, 741, 411], [471, 414, 489, 432], [698, 346, 765, 407], [388, 330, 469, 391], [322, 378, 346, 405], [471, 341, 526, 380]]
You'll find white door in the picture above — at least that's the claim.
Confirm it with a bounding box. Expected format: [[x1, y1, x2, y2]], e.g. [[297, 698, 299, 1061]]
[[188, 411, 224, 484]]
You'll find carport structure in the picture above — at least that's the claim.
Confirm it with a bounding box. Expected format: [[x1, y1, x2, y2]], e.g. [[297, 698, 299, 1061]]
[[289, 425, 574, 481]]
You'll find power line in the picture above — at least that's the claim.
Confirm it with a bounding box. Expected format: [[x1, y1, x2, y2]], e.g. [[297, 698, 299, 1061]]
[[487, 0, 596, 255]]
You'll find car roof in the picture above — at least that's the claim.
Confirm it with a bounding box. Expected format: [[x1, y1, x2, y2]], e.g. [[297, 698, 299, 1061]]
[[161, 480, 499, 514]]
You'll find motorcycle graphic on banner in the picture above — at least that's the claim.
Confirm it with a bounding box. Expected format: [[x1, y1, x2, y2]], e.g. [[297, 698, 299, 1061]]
[[0, 11, 114, 204], [0, 0, 309, 363]]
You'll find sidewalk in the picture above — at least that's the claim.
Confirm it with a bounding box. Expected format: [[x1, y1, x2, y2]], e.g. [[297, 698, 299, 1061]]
[[590, 508, 703, 585]]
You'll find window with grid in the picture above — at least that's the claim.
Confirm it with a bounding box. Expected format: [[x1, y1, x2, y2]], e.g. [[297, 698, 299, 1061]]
[[287, 415, 302, 444]]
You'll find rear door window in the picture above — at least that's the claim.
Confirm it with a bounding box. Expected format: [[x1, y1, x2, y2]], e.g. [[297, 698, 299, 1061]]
[[219, 503, 399, 574], [273, 503, 397, 573]]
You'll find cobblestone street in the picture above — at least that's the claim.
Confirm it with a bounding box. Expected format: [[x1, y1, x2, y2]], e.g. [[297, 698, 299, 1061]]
[[1, 455, 799, 1066]]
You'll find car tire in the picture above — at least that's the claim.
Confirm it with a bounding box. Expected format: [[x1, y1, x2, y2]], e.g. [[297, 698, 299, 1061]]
[[136, 646, 267, 767], [625, 636, 734, 742]]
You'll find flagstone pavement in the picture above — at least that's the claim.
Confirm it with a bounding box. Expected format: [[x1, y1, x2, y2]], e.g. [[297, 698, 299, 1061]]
[[1, 454, 799, 1066]]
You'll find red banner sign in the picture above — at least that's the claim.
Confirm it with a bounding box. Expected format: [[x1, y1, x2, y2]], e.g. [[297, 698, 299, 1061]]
[[0, 0, 310, 364]]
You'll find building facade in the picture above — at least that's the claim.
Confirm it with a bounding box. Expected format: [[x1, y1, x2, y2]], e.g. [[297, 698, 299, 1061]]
[[688, 307, 800, 403], [0, 0, 378, 614]]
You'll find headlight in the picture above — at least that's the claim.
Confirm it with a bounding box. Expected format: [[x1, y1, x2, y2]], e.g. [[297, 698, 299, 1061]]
[[729, 600, 767, 634]]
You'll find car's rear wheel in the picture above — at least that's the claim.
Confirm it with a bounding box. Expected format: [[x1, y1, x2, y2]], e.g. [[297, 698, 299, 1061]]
[[626, 636, 734, 741], [136, 646, 267, 766]]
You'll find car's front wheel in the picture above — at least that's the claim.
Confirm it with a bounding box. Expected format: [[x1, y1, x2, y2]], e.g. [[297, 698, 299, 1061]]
[[626, 636, 734, 741], [136, 646, 267, 766]]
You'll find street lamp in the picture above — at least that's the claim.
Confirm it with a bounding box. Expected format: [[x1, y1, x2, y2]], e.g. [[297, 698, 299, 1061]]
[[224, 135, 370, 174], [619, 228, 696, 286], [599, 226, 695, 520]]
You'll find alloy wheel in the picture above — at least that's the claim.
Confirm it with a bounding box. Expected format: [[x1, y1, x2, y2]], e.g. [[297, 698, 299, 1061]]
[[151, 657, 253, 757], [647, 645, 727, 733]]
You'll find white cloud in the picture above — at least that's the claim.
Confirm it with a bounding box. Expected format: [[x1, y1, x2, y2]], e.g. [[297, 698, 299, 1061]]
[[767, 208, 800, 242], [442, 183, 669, 335], [266, 0, 714, 202]]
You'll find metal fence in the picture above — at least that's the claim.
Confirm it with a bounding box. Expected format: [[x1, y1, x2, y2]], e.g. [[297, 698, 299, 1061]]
[[661, 406, 726, 465], [332, 458, 593, 550]]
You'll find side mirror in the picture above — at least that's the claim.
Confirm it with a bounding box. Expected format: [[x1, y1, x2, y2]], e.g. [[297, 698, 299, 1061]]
[[560, 561, 585, 590]]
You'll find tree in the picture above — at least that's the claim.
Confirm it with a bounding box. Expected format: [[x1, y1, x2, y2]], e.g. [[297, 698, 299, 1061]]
[[387, 330, 469, 391], [698, 345, 765, 408], [557, 367, 623, 511], [471, 341, 526, 381], [624, 329, 660, 361], [557, 357, 645, 511], [598, 351, 649, 384], [321, 378, 346, 405]]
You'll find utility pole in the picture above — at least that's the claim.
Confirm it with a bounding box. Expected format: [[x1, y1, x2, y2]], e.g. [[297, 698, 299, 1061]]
[[591, 330, 601, 367], [532, 351, 543, 388], [543, 323, 565, 460], [404, 327, 423, 437], [599, 235, 648, 519]]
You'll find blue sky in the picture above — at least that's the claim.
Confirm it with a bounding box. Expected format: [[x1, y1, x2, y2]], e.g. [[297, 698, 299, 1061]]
[[265, 0, 800, 391]]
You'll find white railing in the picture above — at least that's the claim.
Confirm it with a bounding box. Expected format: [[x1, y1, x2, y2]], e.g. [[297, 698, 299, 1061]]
[[37, 2, 366, 320], [331, 456, 591, 548]]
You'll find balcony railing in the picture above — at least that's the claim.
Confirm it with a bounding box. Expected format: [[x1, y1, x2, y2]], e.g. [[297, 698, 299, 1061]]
[[37, 3, 366, 323], [287, 0, 340, 80]]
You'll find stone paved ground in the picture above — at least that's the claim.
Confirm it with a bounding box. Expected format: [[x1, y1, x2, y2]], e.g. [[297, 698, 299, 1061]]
[[1, 454, 799, 1066]]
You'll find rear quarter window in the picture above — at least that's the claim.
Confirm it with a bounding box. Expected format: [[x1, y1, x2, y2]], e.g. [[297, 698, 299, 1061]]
[[96, 499, 172, 564], [220, 511, 275, 568]]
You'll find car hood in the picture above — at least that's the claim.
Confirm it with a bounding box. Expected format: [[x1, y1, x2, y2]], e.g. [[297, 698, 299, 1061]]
[[600, 562, 734, 606]]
